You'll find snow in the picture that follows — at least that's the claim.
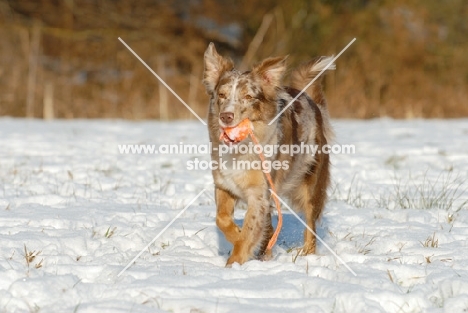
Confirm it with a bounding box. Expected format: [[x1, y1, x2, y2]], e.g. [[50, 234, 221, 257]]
[[0, 117, 468, 312]]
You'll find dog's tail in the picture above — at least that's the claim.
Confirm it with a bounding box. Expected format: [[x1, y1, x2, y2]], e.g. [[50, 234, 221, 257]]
[[289, 56, 335, 142], [289, 56, 335, 108]]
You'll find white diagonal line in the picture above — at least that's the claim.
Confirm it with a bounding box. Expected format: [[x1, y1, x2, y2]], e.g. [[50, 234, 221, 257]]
[[117, 189, 206, 277], [268, 38, 356, 125], [118, 37, 207, 126], [269, 189, 357, 276]]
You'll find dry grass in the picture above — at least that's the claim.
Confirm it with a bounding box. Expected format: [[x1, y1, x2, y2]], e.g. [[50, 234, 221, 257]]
[[420, 233, 439, 248], [384, 171, 468, 211], [23, 244, 43, 272], [331, 170, 468, 211]]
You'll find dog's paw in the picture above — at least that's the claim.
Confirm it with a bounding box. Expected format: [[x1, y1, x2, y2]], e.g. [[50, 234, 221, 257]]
[[226, 253, 247, 267], [300, 243, 316, 256], [258, 249, 272, 261]]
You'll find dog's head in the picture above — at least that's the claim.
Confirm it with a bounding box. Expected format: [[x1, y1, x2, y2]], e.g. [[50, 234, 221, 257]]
[[203, 43, 287, 130]]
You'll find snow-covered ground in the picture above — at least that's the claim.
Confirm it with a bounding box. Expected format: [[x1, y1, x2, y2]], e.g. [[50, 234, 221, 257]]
[[0, 118, 467, 313]]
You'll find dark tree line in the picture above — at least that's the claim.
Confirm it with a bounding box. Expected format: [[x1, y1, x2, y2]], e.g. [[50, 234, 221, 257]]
[[0, 0, 467, 119]]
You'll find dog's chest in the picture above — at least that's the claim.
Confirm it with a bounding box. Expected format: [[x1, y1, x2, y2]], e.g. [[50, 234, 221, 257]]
[[214, 152, 267, 199]]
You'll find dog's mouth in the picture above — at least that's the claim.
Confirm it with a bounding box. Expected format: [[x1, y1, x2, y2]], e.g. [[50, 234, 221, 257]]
[[219, 119, 252, 145]]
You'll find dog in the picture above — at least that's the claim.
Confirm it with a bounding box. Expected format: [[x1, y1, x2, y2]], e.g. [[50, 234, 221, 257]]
[[203, 42, 335, 266]]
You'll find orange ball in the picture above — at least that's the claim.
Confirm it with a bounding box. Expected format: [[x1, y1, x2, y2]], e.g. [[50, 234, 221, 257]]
[[219, 118, 252, 143]]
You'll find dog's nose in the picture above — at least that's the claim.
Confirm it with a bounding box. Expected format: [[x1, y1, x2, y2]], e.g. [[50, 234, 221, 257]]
[[220, 112, 234, 125]]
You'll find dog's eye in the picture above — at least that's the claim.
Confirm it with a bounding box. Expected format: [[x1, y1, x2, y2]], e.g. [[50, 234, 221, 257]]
[[244, 95, 253, 100], [218, 93, 226, 99]]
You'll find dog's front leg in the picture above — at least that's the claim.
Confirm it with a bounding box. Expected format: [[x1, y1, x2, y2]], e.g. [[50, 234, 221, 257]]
[[226, 193, 269, 266], [215, 187, 241, 244]]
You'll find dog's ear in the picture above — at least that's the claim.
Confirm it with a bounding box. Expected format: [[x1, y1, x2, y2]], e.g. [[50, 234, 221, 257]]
[[203, 43, 234, 95], [252, 56, 288, 88]]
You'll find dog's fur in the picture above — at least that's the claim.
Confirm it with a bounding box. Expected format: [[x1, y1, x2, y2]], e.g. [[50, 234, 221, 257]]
[[203, 43, 334, 266]]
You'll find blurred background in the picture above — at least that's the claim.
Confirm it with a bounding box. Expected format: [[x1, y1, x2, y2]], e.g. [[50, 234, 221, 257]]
[[0, 0, 467, 120]]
